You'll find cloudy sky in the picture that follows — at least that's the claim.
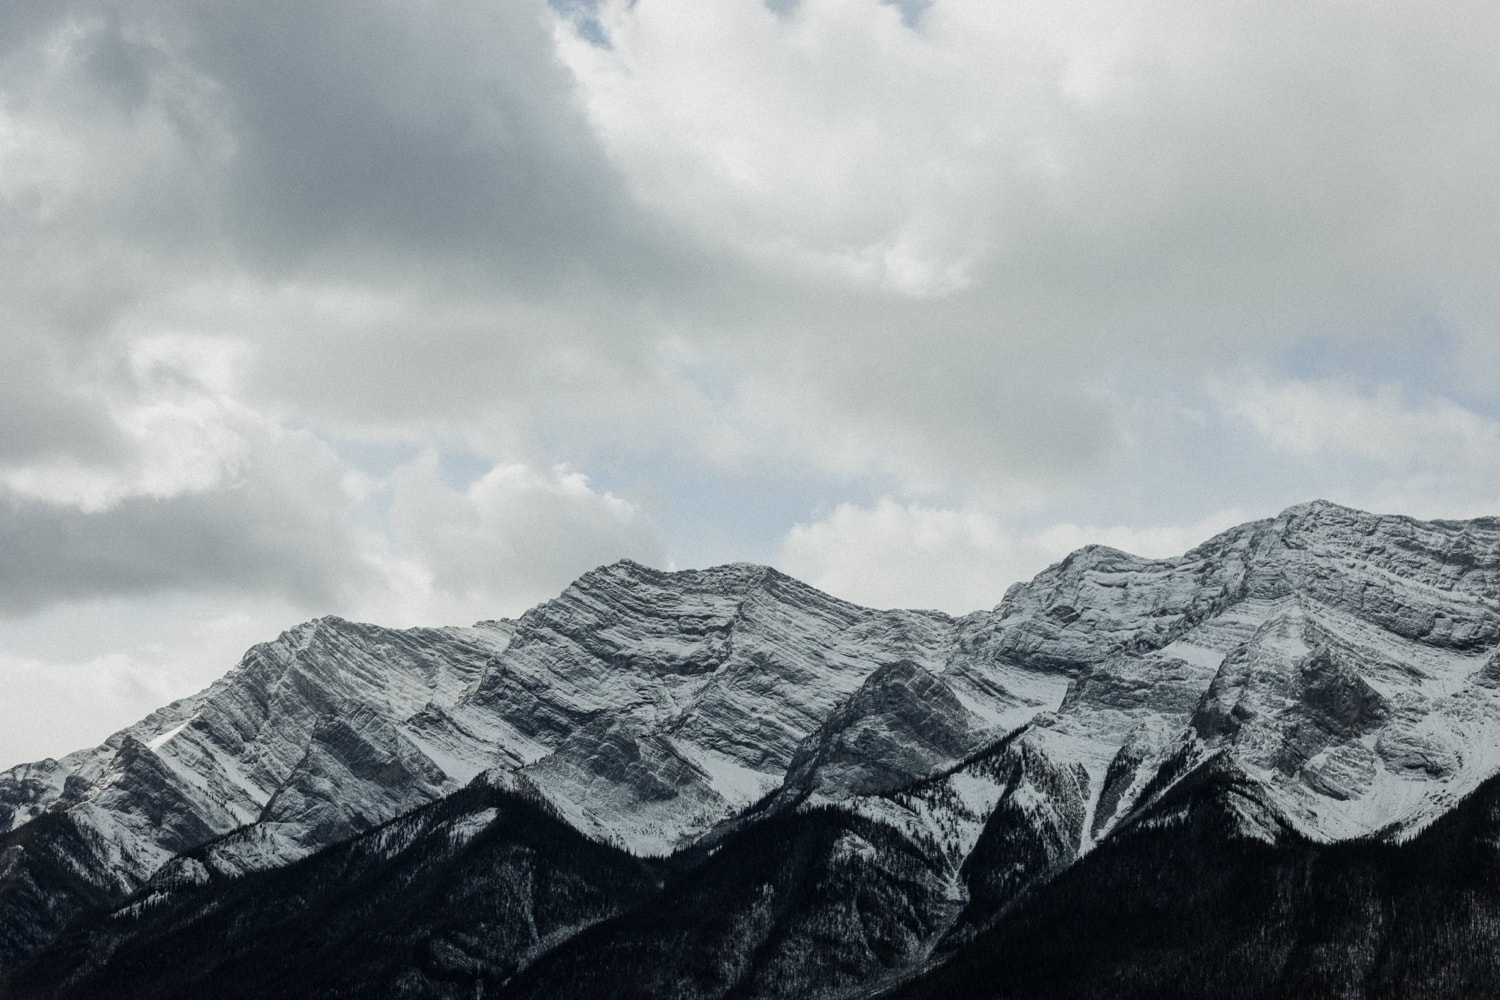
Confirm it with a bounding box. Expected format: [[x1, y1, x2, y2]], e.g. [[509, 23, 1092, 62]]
[[2, 0, 1498, 767]]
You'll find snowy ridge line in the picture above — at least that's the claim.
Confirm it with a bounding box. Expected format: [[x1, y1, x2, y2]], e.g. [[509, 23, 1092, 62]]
[[5, 501, 1500, 986]]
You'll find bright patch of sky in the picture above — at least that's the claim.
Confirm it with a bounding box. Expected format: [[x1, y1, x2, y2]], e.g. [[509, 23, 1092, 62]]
[[2, 0, 1499, 766]]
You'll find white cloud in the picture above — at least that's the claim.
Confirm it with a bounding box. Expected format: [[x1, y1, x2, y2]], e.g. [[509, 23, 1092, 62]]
[[1225, 378, 1500, 468], [0, 651, 181, 767], [556, 0, 1500, 330], [0, 593, 305, 768], [556, 0, 1007, 296], [0, 334, 255, 512], [1031, 509, 1255, 562], [777, 499, 1023, 612], [1220, 377, 1500, 518], [364, 453, 668, 626], [0, 445, 671, 767], [4, 0, 1500, 767], [540, 0, 1500, 514], [776, 498, 1248, 613]]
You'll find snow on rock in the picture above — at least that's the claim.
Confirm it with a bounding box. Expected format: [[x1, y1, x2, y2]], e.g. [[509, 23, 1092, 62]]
[[6, 501, 1500, 975], [516, 716, 732, 857], [783, 660, 984, 799], [451, 562, 1024, 853], [0, 616, 515, 896]]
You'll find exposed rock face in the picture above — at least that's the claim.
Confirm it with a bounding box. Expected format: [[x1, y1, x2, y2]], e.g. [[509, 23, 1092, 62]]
[[784, 660, 982, 798], [3, 500, 1500, 998]]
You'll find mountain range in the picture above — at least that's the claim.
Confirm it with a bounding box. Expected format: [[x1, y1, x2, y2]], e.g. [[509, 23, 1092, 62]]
[[4, 500, 1500, 998]]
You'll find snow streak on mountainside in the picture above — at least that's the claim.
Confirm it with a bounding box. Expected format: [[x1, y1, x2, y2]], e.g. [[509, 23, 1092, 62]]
[[3, 500, 1500, 998]]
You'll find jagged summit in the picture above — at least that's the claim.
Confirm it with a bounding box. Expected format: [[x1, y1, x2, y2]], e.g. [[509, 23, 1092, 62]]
[[554, 557, 872, 629], [1272, 496, 1365, 519], [564, 557, 804, 596], [4, 502, 1500, 998]]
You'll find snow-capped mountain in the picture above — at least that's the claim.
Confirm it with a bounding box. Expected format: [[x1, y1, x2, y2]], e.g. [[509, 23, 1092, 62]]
[[4, 500, 1500, 998]]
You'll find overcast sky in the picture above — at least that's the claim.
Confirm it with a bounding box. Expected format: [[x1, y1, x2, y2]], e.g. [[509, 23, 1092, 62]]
[[3, 0, 1499, 767]]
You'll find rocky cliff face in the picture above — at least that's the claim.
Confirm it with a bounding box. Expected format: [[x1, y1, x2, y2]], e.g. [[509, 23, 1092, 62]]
[[3, 500, 1500, 998]]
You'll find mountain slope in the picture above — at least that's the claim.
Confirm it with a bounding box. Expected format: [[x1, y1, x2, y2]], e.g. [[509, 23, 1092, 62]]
[[8, 779, 661, 1000], [887, 756, 1500, 1000], [3, 500, 1500, 997]]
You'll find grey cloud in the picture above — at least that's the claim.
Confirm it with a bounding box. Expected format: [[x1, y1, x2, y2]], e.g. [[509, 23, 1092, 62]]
[[0, 420, 362, 618], [973, 9, 1500, 356], [0, 0, 692, 488], [4, 0, 1500, 626], [165, 0, 675, 286], [0, 488, 349, 617], [385, 457, 669, 613], [80, 16, 157, 112], [0, 14, 223, 477], [0, 5, 61, 59], [0, 350, 121, 465], [5, 1, 700, 293]]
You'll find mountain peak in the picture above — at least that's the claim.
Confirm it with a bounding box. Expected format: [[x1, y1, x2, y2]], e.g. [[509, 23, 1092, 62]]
[[568, 558, 781, 597], [1274, 498, 1360, 518], [615, 556, 786, 581], [9, 506, 1500, 997]]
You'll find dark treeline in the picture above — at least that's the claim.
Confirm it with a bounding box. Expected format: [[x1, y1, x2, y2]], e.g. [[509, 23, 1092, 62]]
[[889, 764, 1500, 1000], [9, 762, 1500, 998]]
